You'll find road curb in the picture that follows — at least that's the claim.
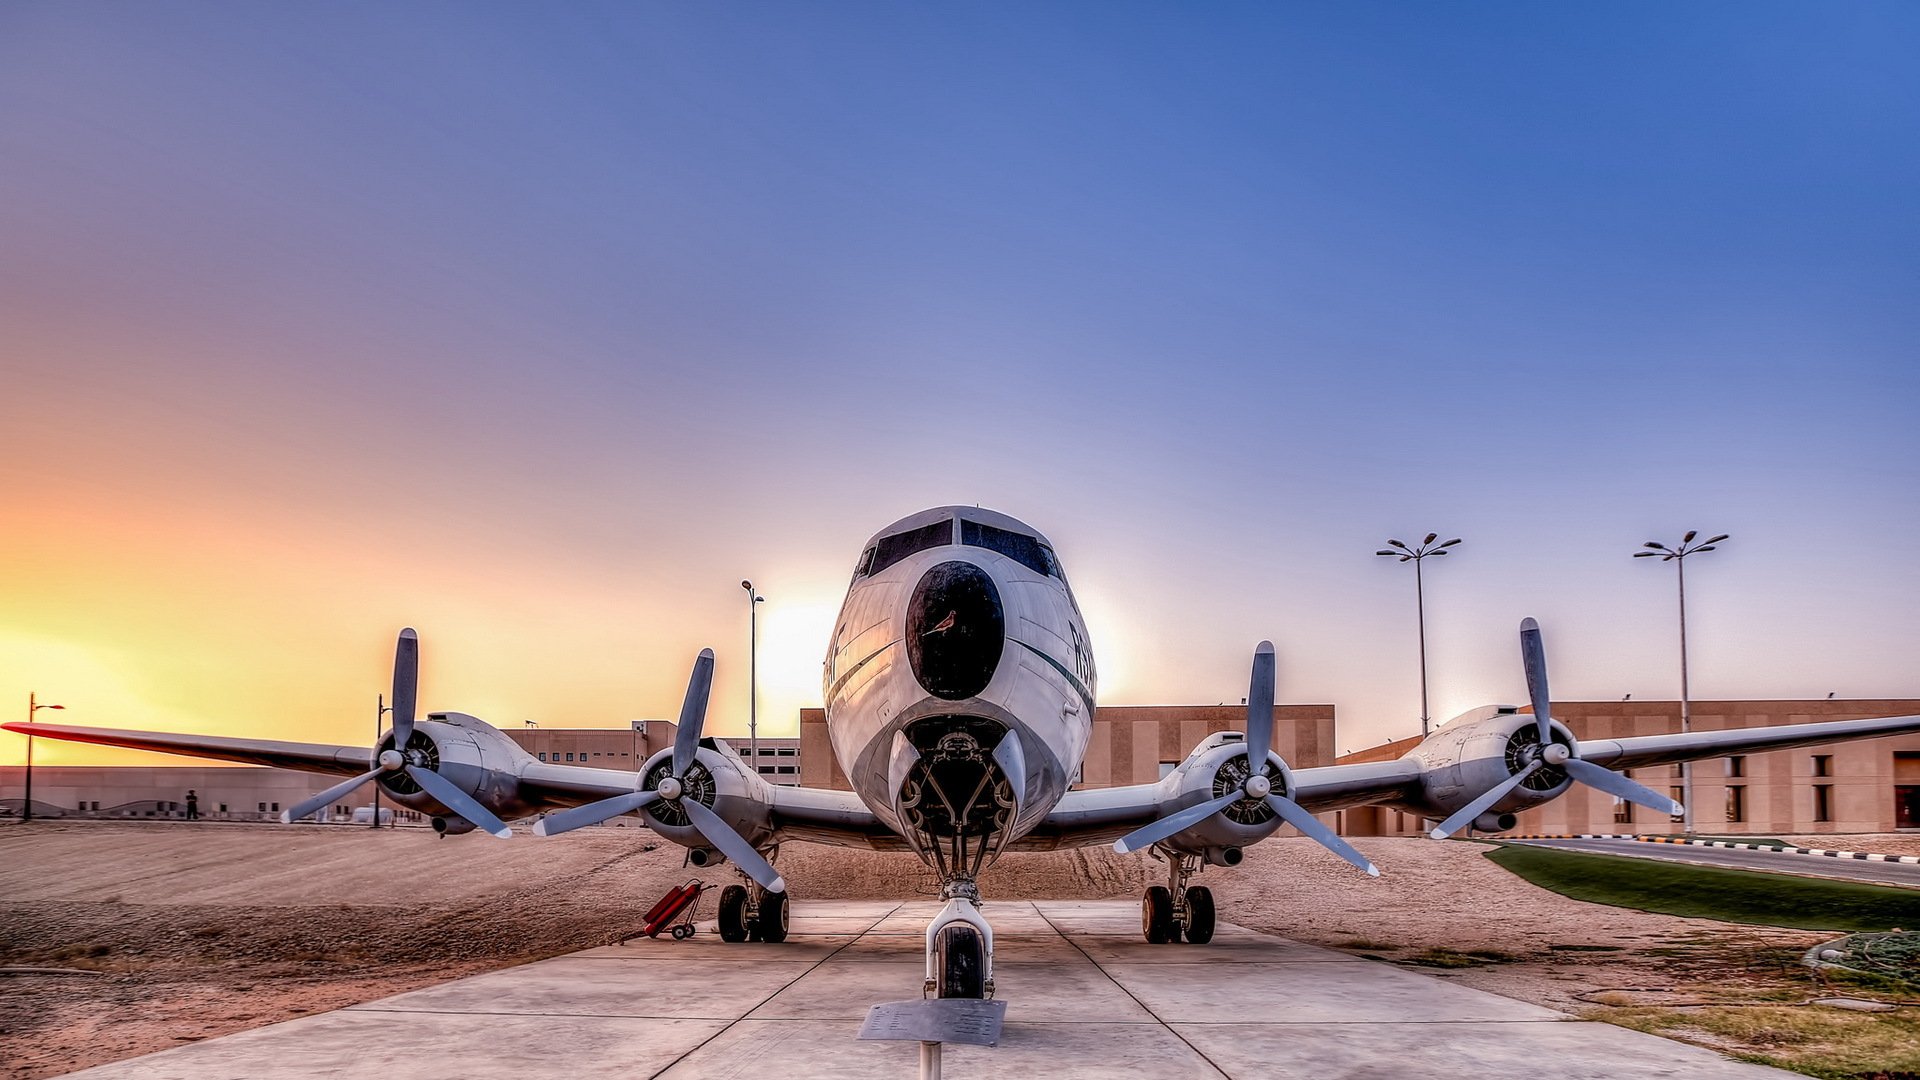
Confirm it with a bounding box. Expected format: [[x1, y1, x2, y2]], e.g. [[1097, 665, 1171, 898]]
[[1505, 833, 1920, 865]]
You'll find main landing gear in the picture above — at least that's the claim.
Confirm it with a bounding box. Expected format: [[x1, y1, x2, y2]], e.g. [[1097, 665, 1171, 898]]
[[924, 881, 994, 1000], [1141, 849, 1215, 944], [716, 870, 789, 943]]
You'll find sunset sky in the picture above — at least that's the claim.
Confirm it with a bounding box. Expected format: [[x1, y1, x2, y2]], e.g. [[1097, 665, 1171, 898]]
[[4, 3, 1916, 768]]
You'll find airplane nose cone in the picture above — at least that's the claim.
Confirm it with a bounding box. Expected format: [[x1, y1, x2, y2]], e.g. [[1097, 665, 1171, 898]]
[[907, 561, 1004, 700]]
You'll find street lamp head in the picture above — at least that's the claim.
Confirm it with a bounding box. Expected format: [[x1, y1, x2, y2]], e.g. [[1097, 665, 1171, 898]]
[[1440, 538, 1462, 548], [1430, 548, 1449, 556], [1375, 550, 1398, 557], [1682, 530, 1698, 544], [740, 580, 753, 591], [1642, 541, 1666, 550], [1399, 555, 1412, 562], [1695, 545, 1717, 552], [1705, 534, 1730, 545], [1632, 551, 1659, 558], [1387, 539, 1408, 550], [1423, 533, 1438, 545]]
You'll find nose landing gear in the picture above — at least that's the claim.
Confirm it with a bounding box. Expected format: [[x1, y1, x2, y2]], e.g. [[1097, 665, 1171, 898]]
[[924, 888, 995, 1000]]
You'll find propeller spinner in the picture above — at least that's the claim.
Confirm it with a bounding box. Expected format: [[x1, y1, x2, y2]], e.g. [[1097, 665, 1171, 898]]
[[1429, 618, 1683, 839], [282, 629, 513, 838], [1113, 642, 1378, 876], [534, 649, 786, 894]]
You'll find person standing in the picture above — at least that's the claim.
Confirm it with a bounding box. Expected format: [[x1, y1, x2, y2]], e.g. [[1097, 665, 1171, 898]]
[[185, 789, 199, 821]]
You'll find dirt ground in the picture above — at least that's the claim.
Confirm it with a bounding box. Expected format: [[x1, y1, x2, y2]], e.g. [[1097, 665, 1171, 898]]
[[1, 821, 1909, 1079]]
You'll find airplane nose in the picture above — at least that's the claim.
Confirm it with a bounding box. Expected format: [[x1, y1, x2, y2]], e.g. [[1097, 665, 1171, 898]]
[[907, 561, 1004, 699]]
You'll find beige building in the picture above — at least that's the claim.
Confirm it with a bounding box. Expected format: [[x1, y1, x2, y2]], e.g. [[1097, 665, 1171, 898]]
[[8, 700, 1915, 836]]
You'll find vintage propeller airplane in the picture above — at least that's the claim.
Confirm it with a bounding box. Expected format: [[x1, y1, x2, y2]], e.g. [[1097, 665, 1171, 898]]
[[11, 505, 1920, 1000]]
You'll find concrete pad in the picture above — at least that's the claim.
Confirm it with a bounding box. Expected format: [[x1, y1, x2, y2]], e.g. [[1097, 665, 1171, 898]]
[[659, 1019, 1224, 1080], [353, 955, 816, 1020], [62, 1013, 730, 1080], [1173, 1020, 1791, 1079], [52, 900, 1797, 1079], [1105, 959, 1561, 1023]]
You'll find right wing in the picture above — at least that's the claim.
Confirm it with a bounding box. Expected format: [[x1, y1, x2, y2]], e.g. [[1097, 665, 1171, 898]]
[[1, 722, 373, 776]]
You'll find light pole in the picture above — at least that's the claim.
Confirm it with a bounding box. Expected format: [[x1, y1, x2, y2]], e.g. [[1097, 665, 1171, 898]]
[[1376, 534, 1462, 738], [1634, 531, 1728, 835], [741, 580, 765, 773], [22, 694, 64, 822], [373, 695, 393, 828]]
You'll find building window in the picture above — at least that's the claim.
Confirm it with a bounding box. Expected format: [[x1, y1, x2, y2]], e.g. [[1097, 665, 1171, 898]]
[[1812, 755, 1832, 777], [1158, 761, 1179, 780], [271, 802, 280, 812], [1813, 785, 1833, 822], [219, 804, 227, 812], [566, 752, 575, 762], [258, 803, 267, 812], [777, 747, 797, 757], [1613, 798, 1633, 825], [1725, 756, 1744, 778], [538, 752, 547, 761], [1724, 785, 1745, 823], [776, 765, 797, 775]]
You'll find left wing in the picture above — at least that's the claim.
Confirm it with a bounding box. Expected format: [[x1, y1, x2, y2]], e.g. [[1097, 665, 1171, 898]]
[[1, 722, 373, 776]]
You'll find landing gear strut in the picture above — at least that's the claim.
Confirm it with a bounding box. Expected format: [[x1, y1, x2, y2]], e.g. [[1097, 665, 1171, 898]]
[[1142, 848, 1214, 944], [716, 853, 789, 943], [924, 883, 995, 999]]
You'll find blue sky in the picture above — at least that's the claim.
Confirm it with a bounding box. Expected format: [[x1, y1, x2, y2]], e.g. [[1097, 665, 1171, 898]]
[[3, 2, 1915, 762]]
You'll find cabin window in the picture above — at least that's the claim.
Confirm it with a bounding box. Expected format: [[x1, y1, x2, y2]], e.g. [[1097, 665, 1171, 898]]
[[960, 520, 1057, 578], [869, 520, 954, 576]]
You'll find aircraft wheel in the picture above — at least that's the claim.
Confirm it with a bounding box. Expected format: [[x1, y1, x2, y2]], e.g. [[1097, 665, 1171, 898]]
[[1142, 885, 1175, 943], [756, 890, 790, 943], [717, 885, 750, 942], [1182, 886, 1215, 944], [935, 923, 986, 998]]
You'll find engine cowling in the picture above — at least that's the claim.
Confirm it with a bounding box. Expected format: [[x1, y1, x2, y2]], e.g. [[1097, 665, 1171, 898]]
[[375, 712, 535, 826], [1404, 707, 1576, 830], [628, 740, 777, 856], [1150, 734, 1295, 854]]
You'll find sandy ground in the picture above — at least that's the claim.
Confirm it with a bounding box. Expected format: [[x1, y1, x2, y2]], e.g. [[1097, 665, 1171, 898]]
[[2, 821, 1909, 1079]]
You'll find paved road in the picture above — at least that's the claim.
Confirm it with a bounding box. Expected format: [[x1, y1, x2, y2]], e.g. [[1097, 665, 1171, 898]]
[[1511, 837, 1920, 889], [60, 900, 1791, 1079]]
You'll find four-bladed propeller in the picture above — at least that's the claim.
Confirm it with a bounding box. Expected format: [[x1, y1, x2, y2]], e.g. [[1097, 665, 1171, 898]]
[[1113, 642, 1379, 877], [283, 629, 513, 838], [1429, 618, 1682, 839], [534, 649, 786, 894]]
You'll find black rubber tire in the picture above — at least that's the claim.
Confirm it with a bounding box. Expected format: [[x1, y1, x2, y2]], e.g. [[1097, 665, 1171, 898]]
[[756, 889, 790, 943], [1182, 886, 1215, 944], [671, 924, 693, 940], [717, 885, 750, 942], [1142, 885, 1175, 944], [935, 924, 986, 999]]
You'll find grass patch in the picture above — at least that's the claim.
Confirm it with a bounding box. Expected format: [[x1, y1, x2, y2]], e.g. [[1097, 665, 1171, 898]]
[[1486, 844, 1920, 932], [1593, 1004, 1920, 1079]]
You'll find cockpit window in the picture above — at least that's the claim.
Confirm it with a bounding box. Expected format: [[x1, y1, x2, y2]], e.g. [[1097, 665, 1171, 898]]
[[867, 519, 955, 576], [961, 520, 1059, 578]]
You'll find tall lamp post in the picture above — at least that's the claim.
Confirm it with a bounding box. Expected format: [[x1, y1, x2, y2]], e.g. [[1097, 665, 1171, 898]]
[[741, 580, 765, 772], [372, 694, 392, 828], [1376, 534, 1462, 738], [22, 694, 64, 822], [1634, 530, 1728, 835]]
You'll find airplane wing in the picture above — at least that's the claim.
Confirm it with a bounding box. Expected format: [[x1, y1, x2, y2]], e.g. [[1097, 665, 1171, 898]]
[[1, 722, 374, 776], [1018, 758, 1425, 850], [765, 785, 904, 849], [1577, 712, 1920, 771]]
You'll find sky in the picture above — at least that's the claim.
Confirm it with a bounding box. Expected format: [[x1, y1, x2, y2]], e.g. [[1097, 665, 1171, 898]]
[[3, 2, 1916, 768]]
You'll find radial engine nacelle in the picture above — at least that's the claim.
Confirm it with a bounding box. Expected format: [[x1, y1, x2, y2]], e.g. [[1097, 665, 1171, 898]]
[[375, 713, 540, 825], [1149, 733, 1295, 859], [1402, 707, 1575, 830], [625, 740, 777, 860]]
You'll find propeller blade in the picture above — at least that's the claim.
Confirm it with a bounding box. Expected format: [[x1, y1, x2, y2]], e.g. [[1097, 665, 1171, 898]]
[[1428, 760, 1543, 839], [1266, 794, 1378, 876], [1111, 789, 1243, 854], [1563, 757, 1683, 816], [993, 731, 1027, 807], [1245, 641, 1275, 768], [405, 764, 512, 838], [391, 628, 419, 750], [1519, 618, 1552, 746], [682, 797, 786, 893], [281, 768, 382, 824], [533, 790, 661, 837], [673, 649, 715, 777]]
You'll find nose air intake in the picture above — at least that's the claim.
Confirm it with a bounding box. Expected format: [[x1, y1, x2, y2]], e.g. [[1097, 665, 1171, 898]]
[[907, 561, 1004, 700]]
